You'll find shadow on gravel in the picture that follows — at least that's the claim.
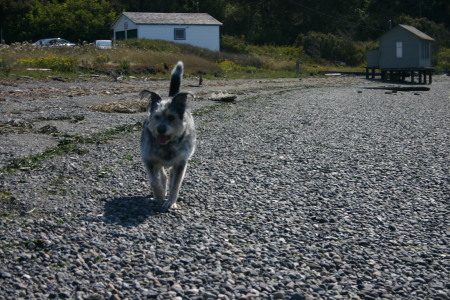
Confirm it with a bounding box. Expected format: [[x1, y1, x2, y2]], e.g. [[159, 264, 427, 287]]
[[103, 196, 164, 226]]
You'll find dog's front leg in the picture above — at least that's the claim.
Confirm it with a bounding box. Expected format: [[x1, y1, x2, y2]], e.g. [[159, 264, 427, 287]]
[[144, 162, 167, 201], [163, 161, 187, 209]]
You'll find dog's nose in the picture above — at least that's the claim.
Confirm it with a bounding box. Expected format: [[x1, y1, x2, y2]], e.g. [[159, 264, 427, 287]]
[[157, 124, 167, 134]]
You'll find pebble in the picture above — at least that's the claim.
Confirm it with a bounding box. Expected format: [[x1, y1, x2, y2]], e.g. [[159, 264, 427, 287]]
[[0, 76, 448, 299]]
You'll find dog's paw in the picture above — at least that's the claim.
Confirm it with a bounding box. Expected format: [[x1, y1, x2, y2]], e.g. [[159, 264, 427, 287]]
[[162, 200, 179, 210]]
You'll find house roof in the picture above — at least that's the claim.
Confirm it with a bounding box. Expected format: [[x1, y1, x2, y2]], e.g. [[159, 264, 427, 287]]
[[114, 12, 223, 27], [394, 24, 435, 41]]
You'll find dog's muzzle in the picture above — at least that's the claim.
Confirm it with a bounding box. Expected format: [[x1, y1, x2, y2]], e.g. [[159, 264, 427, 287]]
[[156, 124, 171, 145], [157, 134, 171, 145]]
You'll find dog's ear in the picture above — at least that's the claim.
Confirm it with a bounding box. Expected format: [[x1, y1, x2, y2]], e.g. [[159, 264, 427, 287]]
[[140, 90, 162, 112], [170, 92, 193, 119]]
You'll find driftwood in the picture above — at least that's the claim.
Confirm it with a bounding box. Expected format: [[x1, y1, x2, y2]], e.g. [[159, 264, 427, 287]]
[[365, 86, 430, 92], [208, 92, 237, 102]]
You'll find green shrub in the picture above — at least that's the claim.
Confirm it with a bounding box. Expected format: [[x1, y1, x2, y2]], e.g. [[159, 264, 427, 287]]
[[95, 54, 109, 64], [221, 35, 249, 54], [117, 59, 130, 74], [93, 54, 110, 70], [296, 32, 370, 66], [0, 57, 12, 76], [246, 44, 306, 61], [18, 55, 78, 72], [436, 47, 450, 71]]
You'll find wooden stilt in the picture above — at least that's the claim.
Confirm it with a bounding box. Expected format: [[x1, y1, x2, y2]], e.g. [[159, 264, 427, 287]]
[[369, 68, 433, 84]]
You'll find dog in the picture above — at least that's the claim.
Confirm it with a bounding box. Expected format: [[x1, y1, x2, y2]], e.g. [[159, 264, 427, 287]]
[[140, 61, 196, 209]]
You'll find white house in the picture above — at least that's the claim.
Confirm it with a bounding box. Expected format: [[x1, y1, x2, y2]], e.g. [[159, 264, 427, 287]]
[[111, 12, 223, 51]]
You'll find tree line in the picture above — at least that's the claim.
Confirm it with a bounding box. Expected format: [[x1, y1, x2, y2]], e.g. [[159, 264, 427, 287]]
[[1, 0, 449, 61]]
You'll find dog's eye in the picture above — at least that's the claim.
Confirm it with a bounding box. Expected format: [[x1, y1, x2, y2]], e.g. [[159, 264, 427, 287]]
[[167, 115, 175, 122]]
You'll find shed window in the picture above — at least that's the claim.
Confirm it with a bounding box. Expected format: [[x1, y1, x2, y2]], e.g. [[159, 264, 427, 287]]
[[174, 28, 186, 40], [422, 41, 430, 59], [396, 42, 403, 58]]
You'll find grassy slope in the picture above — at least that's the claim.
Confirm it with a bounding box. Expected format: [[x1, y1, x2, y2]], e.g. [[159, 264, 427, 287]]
[[1, 39, 373, 79]]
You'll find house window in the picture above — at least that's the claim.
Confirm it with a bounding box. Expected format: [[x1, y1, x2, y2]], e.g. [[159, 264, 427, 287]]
[[422, 41, 430, 59], [174, 28, 186, 40], [396, 42, 403, 58]]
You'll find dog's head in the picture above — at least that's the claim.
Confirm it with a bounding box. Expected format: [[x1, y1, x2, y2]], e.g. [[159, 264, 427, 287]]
[[143, 91, 194, 145]]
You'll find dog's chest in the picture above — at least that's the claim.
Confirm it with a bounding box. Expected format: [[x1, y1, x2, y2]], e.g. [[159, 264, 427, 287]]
[[155, 145, 178, 162], [148, 142, 189, 166]]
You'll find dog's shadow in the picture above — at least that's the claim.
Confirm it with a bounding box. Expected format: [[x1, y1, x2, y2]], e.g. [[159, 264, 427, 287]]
[[103, 195, 165, 226]]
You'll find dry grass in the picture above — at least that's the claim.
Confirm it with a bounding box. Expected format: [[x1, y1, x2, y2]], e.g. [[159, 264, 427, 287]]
[[260, 57, 297, 71], [90, 100, 148, 113], [0, 41, 224, 76]]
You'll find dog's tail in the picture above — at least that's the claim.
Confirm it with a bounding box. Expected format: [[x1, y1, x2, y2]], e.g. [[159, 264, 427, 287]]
[[169, 61, 184, 97]]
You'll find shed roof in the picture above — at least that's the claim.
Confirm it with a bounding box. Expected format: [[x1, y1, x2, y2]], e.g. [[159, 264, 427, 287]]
[[115, 12, 223, 26], [394, 24, 435, 41]]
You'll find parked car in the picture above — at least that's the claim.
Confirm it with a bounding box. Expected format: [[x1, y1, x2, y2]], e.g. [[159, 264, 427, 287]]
[[95, 40, 112, 49], [34, 38, 76, 47]]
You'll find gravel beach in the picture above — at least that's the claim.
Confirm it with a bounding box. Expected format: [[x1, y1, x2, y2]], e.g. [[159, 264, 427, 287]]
[[0, 74, 449, 299]]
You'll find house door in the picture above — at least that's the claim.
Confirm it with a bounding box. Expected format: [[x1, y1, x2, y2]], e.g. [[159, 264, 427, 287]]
[[127, 29, 138, 39], [115, 31, 125, 40]]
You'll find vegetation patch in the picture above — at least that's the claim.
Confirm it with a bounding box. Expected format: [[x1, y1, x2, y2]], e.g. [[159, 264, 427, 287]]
[[2, 122, 142, 173], [0, 39, 368, 80], [91, 122, 142, 142], [437, 47, 450, 71], [0, 190, 11, 200], [0, 120, 34, 135], [0, 57, 13, 76], [48, 176, 74, 196], [4, 138, 88, 172], [18, 55, 78, 72]]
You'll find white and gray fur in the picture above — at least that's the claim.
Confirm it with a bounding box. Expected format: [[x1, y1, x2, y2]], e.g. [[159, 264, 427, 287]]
[[140, 61, 196, 209]]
